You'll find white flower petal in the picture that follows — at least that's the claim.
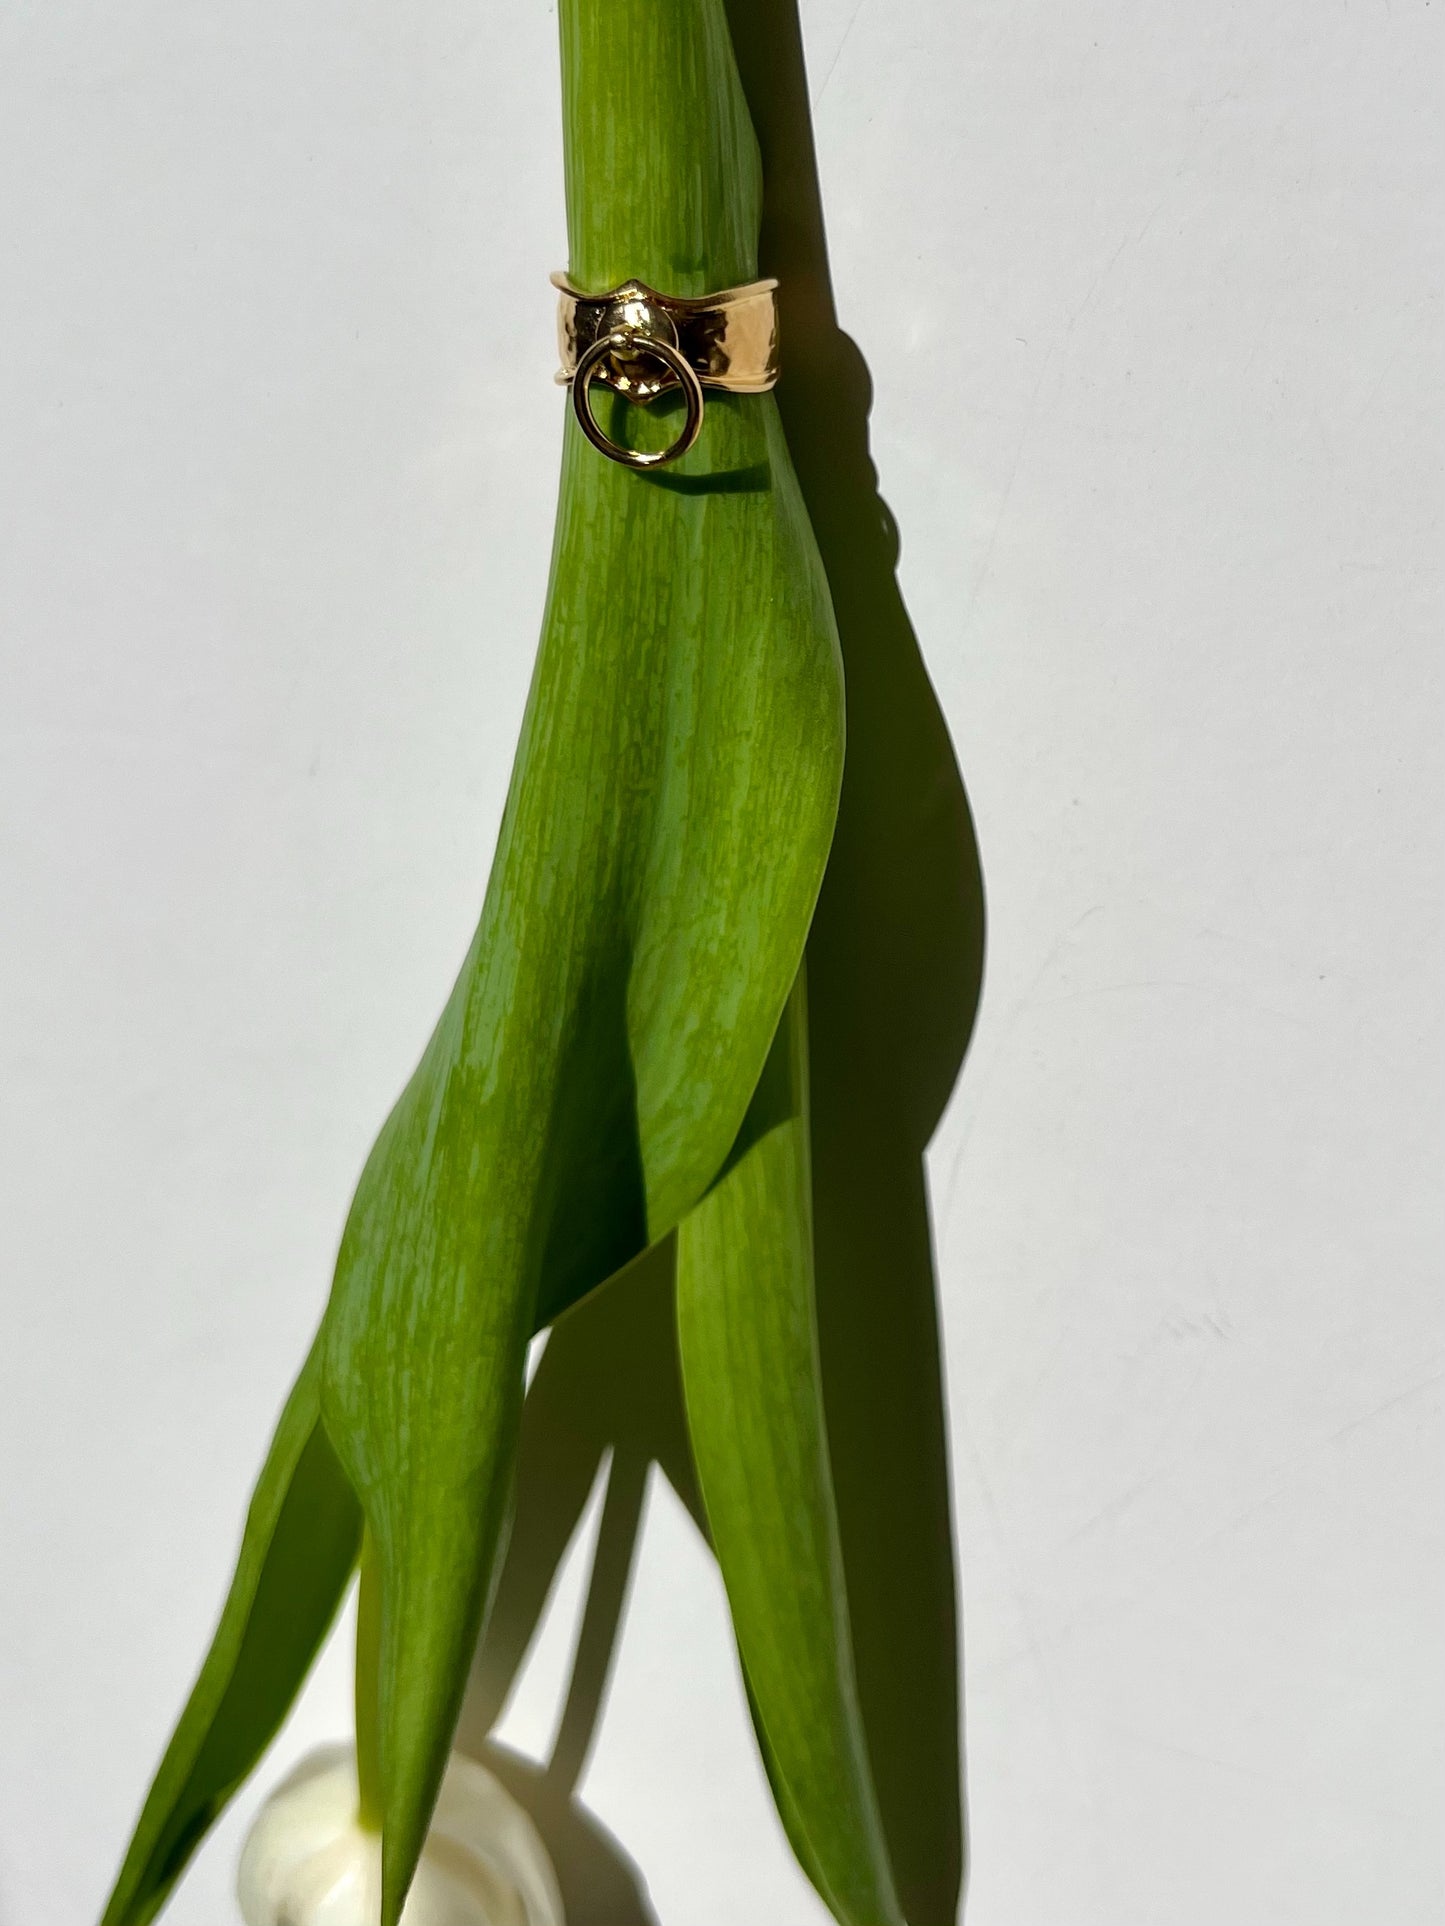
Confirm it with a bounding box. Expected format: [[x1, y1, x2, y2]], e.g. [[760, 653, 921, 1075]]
[[238, 1745, 565, 1926]]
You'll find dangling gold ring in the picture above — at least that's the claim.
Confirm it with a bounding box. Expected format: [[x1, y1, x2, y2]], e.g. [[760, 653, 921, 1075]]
[[572, 329, 705, 470], [554, 274, 778, 470]]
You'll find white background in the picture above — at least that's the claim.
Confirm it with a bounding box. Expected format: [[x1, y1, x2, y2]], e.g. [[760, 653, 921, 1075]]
[[1, 1, 1441, 1922]]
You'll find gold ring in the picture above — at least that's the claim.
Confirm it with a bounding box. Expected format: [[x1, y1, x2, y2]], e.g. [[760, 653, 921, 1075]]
[[553, 274, 779, 470], [572, 329, 705, 470]]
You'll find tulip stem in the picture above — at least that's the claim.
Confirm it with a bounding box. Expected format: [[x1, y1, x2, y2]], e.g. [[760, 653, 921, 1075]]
[[355, 1529, 384, 1833]]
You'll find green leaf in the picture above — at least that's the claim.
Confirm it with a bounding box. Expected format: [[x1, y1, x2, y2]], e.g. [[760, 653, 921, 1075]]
[[676, 976, 905, 1926], [105, 1, 844, 1916], [319, 379, 841, 1924], [100, 1346, 362, 1926], [310, 5, 843, 1914]]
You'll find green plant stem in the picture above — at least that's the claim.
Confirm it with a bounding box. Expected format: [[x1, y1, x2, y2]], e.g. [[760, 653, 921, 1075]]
[[98, 4, 844, 1920]]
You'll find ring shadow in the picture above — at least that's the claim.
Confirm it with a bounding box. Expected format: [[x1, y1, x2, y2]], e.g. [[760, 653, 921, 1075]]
[[454, 1, 986, 1919]]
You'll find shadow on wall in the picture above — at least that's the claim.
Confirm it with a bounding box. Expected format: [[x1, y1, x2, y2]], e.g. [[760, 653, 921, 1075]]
[[455, 1244, 685, 1926], [454, 0, 987, 1917]]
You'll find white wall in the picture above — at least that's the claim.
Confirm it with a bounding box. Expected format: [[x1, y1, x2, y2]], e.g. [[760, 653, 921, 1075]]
[[1, 1, 1440, 1923]]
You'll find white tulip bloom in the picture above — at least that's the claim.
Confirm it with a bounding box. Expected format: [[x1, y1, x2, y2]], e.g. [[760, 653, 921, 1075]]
[[237, 1746, 564, 1926]]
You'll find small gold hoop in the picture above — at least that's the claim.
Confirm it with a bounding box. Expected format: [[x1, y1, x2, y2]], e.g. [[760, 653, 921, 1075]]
[[572, 330, 705, 470]]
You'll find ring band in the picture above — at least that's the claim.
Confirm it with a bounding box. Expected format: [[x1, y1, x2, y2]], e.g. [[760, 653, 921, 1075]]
[[573, 330, 704, 470], [553, 274, 779, 469]]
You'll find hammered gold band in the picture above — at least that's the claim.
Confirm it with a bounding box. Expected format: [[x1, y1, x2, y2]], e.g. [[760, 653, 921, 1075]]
[[553, 273, 779, 470]]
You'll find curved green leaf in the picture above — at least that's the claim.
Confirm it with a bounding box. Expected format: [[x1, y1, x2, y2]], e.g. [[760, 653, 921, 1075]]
[[677, 977, 904, 1926], [316, 4, 842, 1916], [104, 1, 842, 1917], [100, 1347, 361, 1926]]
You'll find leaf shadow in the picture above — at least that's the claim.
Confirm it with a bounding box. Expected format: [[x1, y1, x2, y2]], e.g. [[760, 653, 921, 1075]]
[[724, 0, 987, 1916], [456, 0, 985, 1916], [454, 1242, 694, 1926]]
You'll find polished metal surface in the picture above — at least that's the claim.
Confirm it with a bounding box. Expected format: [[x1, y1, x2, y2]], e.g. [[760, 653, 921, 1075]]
[[553, 273, 779, 468], [572, 328, 705, 469]]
